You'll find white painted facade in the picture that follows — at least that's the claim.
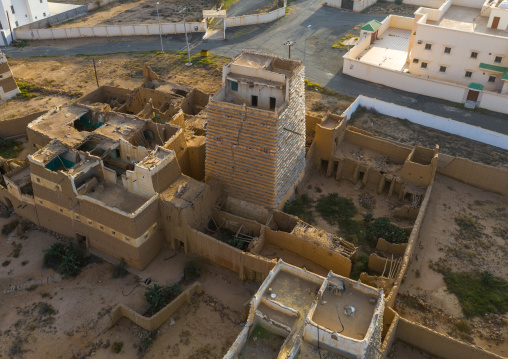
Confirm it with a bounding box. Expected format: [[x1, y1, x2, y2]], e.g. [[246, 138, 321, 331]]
[[0, 51, 19, 101], [0, 0, 50, 45], [344, 0, 508, 113]]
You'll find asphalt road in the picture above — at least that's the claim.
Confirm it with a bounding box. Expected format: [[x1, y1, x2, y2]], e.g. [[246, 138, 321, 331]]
[[3, 0, 508, 134]]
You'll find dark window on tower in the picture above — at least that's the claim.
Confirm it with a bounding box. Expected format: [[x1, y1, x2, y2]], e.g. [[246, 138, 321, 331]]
[[465, 71, 472, 78], [421, 62, 428, 69], [251, 95, 258, 107], [444, 47, 451, 54], [471, 51, 478, 59], [10, 5, 15, 14], [439, 66, 446, 73], [231, 81, 238, 91], [425, 43, 432, 50], [494, 56, 502, 63], [269, 97, 276, 110], [488, 76, 496, 83]]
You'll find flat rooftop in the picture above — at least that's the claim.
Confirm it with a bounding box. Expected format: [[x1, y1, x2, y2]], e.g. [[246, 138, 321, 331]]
[[5, 166, 31, 187], [84, 180, 150, 213], [264, 269, 321, 313], [312, 281, 378, 340], [427, 5, 508, 37], [232, 51, 302, 78], [160, 175, 206, 208], [359, 27, 411, 71]]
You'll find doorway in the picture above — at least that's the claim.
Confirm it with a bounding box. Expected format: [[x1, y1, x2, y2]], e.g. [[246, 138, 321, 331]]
[[466, 89, 480, 102], [492, 16, 500, 30]]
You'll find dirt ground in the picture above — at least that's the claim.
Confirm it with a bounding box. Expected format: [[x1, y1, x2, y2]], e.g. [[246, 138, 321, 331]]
[[348, 108, 508, 169], [398, 174, 508, 357], [2, 51, 229, 120], [4, 51, 351, 125], [362, 1, 419, 15], [56, 0, 212, 27], [0, 211, 255, 358]]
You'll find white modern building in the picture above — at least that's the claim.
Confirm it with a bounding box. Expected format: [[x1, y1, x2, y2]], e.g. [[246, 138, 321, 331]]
[[343, 0, 508, 114], [0, 0, 51, 45]]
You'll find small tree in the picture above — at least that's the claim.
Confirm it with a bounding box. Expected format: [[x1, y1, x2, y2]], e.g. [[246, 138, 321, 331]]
[[145, 283, 182, 315]]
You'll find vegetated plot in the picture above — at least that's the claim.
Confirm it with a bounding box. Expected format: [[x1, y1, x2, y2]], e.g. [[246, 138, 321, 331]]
[[361, 1, 419, 15], [5, 52, 229, 120], [397, 174, 508, 355], [348, 107, 508, 169], [56, 0, 214, 28]]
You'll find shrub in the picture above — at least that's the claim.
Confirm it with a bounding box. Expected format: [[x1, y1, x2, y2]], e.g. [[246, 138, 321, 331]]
[[316, 193, 357, 225], [43, 241, 88, 277], [139, 331, 156, 352], [350, 252, 370, 280], [368, 217, 409, 244], [112, 258, 128, 278], [2, 220, 19, 235], [444, 271, 508, 317], [145, 283, 182, 315], [111, 341, 123, 353], [2, 260, 11, 267], [283, 193, 314, 224], [183, 260, 201, 283]]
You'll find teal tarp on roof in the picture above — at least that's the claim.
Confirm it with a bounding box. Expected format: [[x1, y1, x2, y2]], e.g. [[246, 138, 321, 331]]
[[361, 20, 382, 32]]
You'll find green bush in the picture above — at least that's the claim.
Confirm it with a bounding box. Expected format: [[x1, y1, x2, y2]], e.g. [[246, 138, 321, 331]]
[[368, 217, 409, 244], [217, 228, 250, 251], [112, 258, 128, 278], [283, 193, 315, 224], [145, 283, 182, 315], [43, 242, 88, 277], [316, 193, 357, 224], [111, 341, 123, 353], [350, 252, 370, 280], [444, 271, 508, 317]]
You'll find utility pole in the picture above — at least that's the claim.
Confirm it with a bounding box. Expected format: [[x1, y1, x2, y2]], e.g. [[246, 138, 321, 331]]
[[180, 8, 192, 66], [92, 58, 99, 87], [303, 25, 311, 64], [6, 11, 13, 44], [284, 40, 294, 59], [156, 1, 163, 53]]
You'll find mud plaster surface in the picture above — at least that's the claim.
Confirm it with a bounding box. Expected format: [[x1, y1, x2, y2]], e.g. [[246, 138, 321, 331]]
[[399, 174, 508, 356]]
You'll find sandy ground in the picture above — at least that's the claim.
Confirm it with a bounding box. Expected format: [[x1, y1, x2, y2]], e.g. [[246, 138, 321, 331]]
[[0, 211, 255, 358], [398, 174, 508, 356], [349, 108, 508, 169], [56, 0, 212, 28], [3, 52, 228, 120]]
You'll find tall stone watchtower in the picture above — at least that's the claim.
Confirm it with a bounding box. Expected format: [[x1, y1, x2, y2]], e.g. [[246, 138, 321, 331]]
[[206, 51, 306, 208]]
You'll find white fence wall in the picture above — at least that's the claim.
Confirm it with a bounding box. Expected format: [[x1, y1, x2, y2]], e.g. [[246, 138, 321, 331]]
[[15, 21, 206, 40], [342, 95, 508, 150], [343, 57, 508, 115], [225, 7, 286, 27]]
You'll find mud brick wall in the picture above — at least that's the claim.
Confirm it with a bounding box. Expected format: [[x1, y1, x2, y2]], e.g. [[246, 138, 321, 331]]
[[0, 111, 46, 139]]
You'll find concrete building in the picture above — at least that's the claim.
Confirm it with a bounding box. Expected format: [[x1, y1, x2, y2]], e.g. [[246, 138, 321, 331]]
[[206, 51, 306, 209], [0, 0, 50, 44], [343, 0, 508, 114], [0, 51, 19, 101], [225, 260, 385, 359]]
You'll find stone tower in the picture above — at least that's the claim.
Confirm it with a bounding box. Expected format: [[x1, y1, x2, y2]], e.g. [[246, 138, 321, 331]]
[[206, 51, 306, 208]]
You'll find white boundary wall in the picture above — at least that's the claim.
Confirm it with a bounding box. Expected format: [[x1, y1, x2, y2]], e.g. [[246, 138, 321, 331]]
[[341, 95, 508, 150], [224, 7, 286, 27], [15, 21, 206, 40], [324, 0, 377, 12]]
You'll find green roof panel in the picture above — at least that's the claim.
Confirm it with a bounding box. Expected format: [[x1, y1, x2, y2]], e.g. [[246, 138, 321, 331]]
[[479, 63, 508, 81], [468, 82, 484, 90], [361, 20, 382, 32]]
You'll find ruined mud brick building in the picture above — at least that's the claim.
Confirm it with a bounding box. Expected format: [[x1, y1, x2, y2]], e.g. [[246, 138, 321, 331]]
[[0, 51, 19, 101], [226, 261, 385, 359], [206, 51, 306, 208]]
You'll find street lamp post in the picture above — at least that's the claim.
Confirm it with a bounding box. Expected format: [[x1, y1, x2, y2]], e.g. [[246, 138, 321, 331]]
[[156, 2, 164, 53], [303, 24, 311, 64], [180, 8, 192, 66], [284, 40, 295, 59]]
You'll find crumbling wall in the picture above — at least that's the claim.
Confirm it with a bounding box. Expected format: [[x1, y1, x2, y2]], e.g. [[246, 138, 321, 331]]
[[0, 186, 40, 224], [0, 111, 46, 139], [376, 238, 407, 257], [264, 228, 352, 277], [345, 129, 411, 164], [395, 317, 504, 359], [109, 282, 203, 331], [180, 88, 209, 116], [187, 136, 206, 180], [163, 128, 190, 176], [437, 155, 508, 196]]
